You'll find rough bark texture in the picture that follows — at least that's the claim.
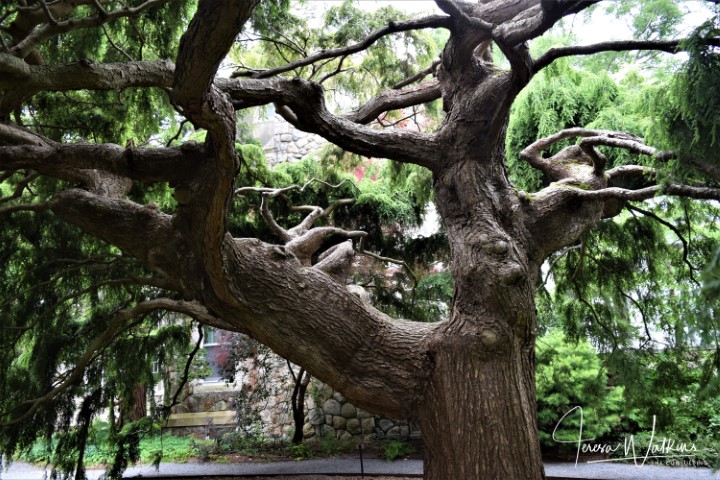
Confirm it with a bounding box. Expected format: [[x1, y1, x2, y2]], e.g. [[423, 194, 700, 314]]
[[2, 1, 719, 479]]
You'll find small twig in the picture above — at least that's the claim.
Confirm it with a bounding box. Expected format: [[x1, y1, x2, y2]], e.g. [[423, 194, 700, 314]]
[[161, 323, 204, 415], [37, 0, 58, 25], [318, 55, 351, 84], [392, 59, 441, 90], [101, 24, 133, 61], [91, 0, 109, 17], [627, 203, 699, 284], [165, 119, 189, 147], [0, 171, 39, 205], [376, 111, 418, 129], [541, 244, 582, 287]]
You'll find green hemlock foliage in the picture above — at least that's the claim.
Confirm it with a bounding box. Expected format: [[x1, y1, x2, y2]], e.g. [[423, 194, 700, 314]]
[[536, 331, 625, 448]]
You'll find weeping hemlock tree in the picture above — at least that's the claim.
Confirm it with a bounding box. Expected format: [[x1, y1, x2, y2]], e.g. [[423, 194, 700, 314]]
[[1, 1, 720, 479]]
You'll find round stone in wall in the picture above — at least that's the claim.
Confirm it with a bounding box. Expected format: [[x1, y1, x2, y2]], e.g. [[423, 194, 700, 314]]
[[332, 415, 347, 430], [340, 402, 356, 419], [322, 398, 342, 415]]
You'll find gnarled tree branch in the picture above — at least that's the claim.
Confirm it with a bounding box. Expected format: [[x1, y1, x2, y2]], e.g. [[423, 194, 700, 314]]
[[224, 77, 441, 170]]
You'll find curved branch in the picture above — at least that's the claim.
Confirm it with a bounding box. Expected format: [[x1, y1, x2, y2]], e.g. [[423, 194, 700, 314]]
[[232, 15, 452, 79], [548, 184, 720, 202], [170, 0, 258, 291], [533, 37, 720, 73], [291, 198, 356, 236], [346, 80, 442, 125], [9, 0, 172, 59], [286, 226, 367, 265], [260, 193, 291, 243], [224, 77, 441, 170], [218, 237, 437, 418]]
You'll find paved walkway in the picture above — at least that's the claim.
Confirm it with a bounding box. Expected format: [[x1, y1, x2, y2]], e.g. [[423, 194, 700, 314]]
[[2, 457, 720, 479]]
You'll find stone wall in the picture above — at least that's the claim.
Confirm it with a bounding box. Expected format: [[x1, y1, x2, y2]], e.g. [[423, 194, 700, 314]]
[[163, 376, 420, 442], [253, 115, 327, 166], [302, 383, 420, 442]]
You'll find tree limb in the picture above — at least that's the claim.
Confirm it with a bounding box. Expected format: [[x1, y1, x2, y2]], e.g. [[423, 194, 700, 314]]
[[170, 0, 258, 294], [0, 140, 206, 185], [550, 184, 720, 202], [346, 80, 442, 125], [8, 0, 172, 60], [224, 77, 441, 170], [232, 15, 452, 79], [533, 37, 720, 73]]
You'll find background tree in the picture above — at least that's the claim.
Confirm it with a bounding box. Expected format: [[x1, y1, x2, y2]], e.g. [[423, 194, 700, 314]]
[[1, 1, 720, 479]]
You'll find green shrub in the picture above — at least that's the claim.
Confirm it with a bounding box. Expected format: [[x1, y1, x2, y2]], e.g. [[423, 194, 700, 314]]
[[383, 439, 415, 461], [536, 330, 625, 449], [286, 442, 314, 460], [318, 436, 356, 456]]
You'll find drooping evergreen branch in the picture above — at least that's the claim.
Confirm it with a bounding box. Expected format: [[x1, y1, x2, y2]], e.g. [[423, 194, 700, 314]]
[[0, 299, 164, 427], [626, 203, 699, 285]]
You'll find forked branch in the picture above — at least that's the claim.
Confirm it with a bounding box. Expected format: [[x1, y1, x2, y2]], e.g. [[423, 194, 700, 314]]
[[237, 181, 365, 270]]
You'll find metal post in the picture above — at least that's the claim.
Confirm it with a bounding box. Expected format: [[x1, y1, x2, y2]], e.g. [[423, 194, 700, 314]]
[[359, 444, 365, 477]]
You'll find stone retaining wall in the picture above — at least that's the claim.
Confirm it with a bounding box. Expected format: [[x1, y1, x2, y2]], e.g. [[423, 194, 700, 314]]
[[302, 383, 419, 442], [164, 377, 420, 442], [253, 115, 327, 166]]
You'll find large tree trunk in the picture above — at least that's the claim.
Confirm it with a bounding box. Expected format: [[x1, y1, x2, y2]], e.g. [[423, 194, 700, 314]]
[[416, 124, 545, 477], [419, 340, 544, 479], [0, 3, 631, 480]]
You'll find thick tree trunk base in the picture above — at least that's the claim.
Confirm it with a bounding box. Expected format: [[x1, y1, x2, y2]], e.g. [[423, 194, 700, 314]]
[[418, 342, 545, 480]]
